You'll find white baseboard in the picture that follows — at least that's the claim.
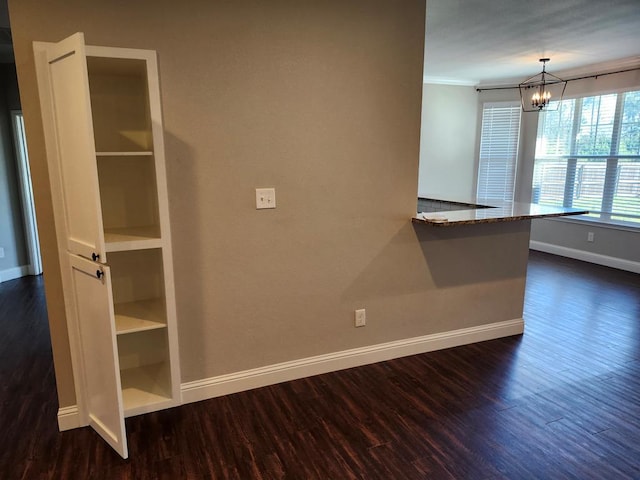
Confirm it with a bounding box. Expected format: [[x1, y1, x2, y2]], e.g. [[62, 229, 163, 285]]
[[57, 405, 81, 431], [0, 265, 31, 283], [530, 241, 640, 274], [59, 319, 524, 429], [26, 264, 40, 276], [181, 318, 524, 405]]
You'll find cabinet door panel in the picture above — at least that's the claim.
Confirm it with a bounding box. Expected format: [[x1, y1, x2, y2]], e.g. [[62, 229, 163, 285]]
[[47, 32, 106, 261], [69, 254, 128, 459]]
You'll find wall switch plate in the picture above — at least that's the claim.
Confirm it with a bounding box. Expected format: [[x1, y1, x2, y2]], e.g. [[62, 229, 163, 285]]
[[0, 247, 4, 258], [256, 188, 276, 209], [587, 232, 594, 242], [355, 309, 366, 327]]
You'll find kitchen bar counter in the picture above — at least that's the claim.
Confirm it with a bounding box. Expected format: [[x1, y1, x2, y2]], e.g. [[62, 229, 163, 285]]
[[413, 197, 588, 226]]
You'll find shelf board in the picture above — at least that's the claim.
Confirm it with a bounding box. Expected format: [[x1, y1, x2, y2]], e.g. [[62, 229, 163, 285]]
[[120, 363, 172, 414], [104, 226, 162, 252], [96, 151, 153, 157], [115, 299, 167, 335], [86, 55, 148, 77]]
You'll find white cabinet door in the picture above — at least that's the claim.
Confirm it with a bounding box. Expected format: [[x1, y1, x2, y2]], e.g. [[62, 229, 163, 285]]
[[46, 33, 106, 262], [69, 254, 128, 459]]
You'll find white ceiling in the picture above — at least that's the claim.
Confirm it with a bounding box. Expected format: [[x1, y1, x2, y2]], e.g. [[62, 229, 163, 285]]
[[424, 0, 640, 86]]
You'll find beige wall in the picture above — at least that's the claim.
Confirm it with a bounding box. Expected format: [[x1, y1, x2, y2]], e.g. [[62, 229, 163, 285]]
[[11, 0, 528, 409]]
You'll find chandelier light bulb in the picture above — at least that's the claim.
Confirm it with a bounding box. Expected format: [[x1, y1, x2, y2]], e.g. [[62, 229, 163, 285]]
[[531, 90, 551, 109]]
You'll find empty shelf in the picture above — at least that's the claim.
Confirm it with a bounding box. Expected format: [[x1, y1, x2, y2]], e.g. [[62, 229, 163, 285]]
[[115, 299, 167, 335]]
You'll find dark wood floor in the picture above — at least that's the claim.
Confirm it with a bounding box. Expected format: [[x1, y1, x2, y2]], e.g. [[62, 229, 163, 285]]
[[1, 251, 639, 479]]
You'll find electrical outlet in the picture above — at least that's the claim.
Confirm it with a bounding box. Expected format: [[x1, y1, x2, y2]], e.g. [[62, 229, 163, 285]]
[[256, 188, 276, 209], [355, 309, 366, 327], [0, 247, 4, 258], [587, 232, 594, 242]]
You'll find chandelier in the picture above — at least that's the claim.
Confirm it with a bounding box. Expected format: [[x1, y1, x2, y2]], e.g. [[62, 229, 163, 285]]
[[519, 58, 567, 112]]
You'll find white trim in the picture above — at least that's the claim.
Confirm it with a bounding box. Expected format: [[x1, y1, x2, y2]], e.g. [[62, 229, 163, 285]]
[[0, 265, 30, 283], [11, 110, 42, 276], [60, 319, 524, 429], [538, 215, 640, 234], [57, 405, 82, 431], [423, 76, 478, 87], [530, 241, 640, 274], [181, 318, 524, 405], [476, 56, 640, 90], [554, 57, 640, 83]]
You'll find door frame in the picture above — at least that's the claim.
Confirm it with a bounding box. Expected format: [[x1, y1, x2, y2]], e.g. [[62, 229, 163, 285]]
[[11, 110, 42, 276]]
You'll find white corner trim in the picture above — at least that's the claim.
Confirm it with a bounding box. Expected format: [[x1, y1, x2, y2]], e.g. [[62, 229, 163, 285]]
[[181, 318, 524, 405], [0, 265, 31, 283], [57, 405, 82, 431], [530, 241, 640, 274]]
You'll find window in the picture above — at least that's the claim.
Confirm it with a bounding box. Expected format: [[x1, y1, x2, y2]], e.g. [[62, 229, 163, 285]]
[[533, 90, 640, 226], [477, 102, 521, 202]]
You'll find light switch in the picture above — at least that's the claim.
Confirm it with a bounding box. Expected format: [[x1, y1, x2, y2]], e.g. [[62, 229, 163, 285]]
[[256, 188, 276, 209]]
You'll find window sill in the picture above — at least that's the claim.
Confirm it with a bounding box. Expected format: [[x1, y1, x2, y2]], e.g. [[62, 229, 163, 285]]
[[535, 214, 640, 233]]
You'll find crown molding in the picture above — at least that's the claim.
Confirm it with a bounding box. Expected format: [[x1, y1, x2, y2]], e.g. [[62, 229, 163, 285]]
[[475, 56, 640, 90], [423, 76, 478, 86], [555, 56, 640, 80]]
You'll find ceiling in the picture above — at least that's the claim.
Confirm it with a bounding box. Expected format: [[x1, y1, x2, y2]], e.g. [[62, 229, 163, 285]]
[[2, 1, 639, 76], [424, 0, 640, 86]]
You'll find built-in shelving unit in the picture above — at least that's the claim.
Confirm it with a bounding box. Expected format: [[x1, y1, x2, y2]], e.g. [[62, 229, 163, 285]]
[[86, 49, 178, 419], [34, 33, 180, 458]]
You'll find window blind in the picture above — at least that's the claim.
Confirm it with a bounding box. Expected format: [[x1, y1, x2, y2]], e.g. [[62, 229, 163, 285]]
[[477, 102, 521, 202], [533, 90, 640, 226]]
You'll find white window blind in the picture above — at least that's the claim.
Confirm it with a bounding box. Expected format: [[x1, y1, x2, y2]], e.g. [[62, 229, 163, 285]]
[[477, 102, 521, 202], [533, 90, 640, 226]]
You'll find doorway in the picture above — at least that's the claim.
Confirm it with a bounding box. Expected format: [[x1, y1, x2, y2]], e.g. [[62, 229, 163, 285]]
[[11, 110, 42, 276]]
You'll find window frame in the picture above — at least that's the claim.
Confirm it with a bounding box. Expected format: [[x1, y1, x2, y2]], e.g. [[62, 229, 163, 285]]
[[533, 88, 640, 229]]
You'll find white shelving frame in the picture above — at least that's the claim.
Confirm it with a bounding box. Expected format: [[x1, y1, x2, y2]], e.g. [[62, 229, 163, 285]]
[[33, 33, 181, 459]]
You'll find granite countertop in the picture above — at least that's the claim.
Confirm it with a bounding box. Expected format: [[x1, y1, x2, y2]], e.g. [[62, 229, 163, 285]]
[[413, 197, 589, 226]]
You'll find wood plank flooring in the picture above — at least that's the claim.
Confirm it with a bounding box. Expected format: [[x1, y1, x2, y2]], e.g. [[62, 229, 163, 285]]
[[1, 251, 639, 479]]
